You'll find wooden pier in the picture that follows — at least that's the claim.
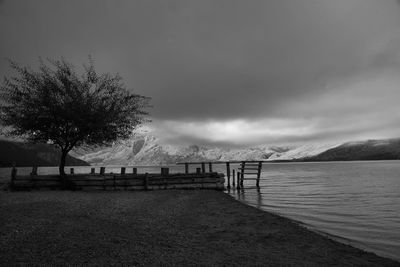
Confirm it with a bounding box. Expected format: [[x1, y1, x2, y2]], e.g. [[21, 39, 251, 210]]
[[9, 166, 225, 191], [177, 161, 264, 189]]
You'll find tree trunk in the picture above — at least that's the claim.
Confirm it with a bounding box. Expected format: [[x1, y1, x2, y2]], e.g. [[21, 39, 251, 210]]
[[59, 149, 68, 176]]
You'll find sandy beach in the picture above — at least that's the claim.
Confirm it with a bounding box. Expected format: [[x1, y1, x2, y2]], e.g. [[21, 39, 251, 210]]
[[0, 190, 398, 266]]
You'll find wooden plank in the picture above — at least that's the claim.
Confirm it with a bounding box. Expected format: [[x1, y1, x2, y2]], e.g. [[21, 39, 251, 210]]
[[148, 179, 223, 185], [241, 163, 259, 166]]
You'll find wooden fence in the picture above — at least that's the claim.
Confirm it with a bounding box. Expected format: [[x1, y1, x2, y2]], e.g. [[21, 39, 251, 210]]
[[178, 161, 264, 189], [10, 166, 225, 191]]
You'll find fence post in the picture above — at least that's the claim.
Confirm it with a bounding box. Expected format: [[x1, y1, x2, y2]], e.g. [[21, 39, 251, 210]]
[[256, 161, 262, 187], [237, 172, 241, 189], [201, 162, 206, 173], [208, 162, 213, 173], [90, 168, 95, 174], [11, 165, 17, 189], [100, 167, 105, 175], [161, 167, 169, 176], [121, 167, 126, 175], [232, 169, 235, 188], [70, 168, 74, 175], [227, 169, 231, 189], [132, 168, 137, 175], [31, 166, 38, 176], [196, 168, 201, 174], [226, 162, 231, 188], [144, 173, 149, 190], [185, 163, 189, 174]]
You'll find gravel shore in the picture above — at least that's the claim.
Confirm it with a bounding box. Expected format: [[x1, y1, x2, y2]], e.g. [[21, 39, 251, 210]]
[[0, 190, 398, 266]]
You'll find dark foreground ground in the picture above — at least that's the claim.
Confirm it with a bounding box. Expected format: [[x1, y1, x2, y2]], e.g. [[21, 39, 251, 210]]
[[0, 190, 398, 266]]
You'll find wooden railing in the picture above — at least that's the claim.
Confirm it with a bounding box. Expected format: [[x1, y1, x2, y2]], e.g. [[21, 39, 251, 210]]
[[9, 166, 225, 191], [177, 161, 264, 189]]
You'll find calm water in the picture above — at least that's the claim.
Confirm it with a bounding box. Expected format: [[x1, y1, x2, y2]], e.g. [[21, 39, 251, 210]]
[[225, 161, 400, 261], [1, 161, 399, 260]]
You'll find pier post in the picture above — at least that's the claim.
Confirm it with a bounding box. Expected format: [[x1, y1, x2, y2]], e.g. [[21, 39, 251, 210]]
[[100, 167, 105, 175], [226, 162, 231, 188], [121, 167, 126, 175], [240, 161, 245, 187], [208, 162, 213, 173], [256, 161, 262, 187], [196, 168, 201, 174], [90, 168, 95, 174], [132, 168, 137, 175], [201, 162, 206, 173], [237, 172, 241, 190], [232, 169, 235, 187], [185, 163, 189, 174], [70, 168, 74, 175], [227, 170, 231, 189], [113, 174, 116, 189]]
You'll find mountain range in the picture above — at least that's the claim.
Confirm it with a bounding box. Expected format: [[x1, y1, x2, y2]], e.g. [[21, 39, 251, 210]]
[[70, 134, 400, 166]]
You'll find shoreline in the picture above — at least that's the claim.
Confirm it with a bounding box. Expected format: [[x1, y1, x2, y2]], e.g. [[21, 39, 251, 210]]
[[1, 190, 399, 266], [226, 191, 397, 261]]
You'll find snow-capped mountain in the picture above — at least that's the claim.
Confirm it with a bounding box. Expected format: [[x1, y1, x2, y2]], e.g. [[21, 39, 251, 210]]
[[71, 133, 341, 166]]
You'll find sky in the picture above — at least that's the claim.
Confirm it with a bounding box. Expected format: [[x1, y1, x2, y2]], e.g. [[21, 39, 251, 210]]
[[1, 0, 400, 147]]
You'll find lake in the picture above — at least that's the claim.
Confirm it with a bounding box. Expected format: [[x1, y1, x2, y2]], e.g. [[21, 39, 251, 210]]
[[1, 160, 399, 260]]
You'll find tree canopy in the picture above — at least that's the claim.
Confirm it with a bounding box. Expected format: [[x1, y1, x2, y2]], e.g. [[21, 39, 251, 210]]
[[0, 58, 150, 175]]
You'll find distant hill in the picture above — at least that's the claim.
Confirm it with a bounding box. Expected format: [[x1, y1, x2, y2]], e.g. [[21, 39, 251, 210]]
[[305, 139, 400, 161], [0, 140, 90, 167]]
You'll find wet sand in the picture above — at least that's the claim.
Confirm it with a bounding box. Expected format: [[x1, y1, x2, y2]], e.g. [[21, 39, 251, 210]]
[[0, 190, 398, 266]]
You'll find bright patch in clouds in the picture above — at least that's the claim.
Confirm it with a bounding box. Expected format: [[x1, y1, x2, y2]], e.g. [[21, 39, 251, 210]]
[[152, 118, 317, 146]]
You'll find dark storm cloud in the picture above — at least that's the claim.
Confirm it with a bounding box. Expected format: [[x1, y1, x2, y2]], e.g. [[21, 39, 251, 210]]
[[1, 0, 400, 145]]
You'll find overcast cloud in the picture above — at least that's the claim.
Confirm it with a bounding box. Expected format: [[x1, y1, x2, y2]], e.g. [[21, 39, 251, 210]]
[[1, 0, 400, 146]]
